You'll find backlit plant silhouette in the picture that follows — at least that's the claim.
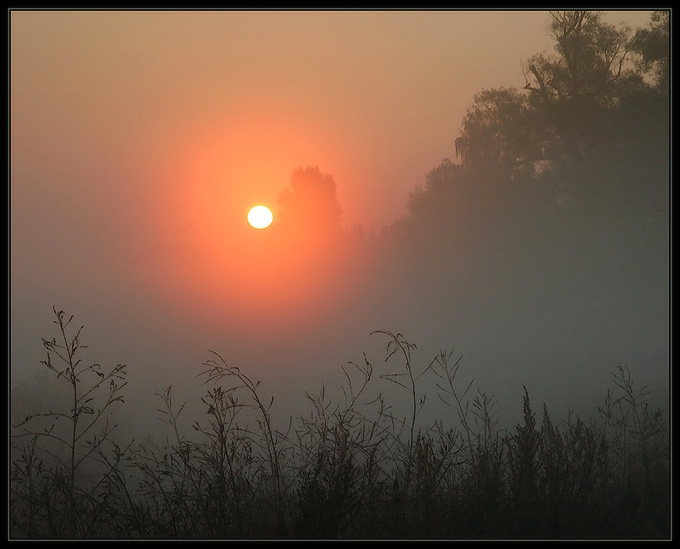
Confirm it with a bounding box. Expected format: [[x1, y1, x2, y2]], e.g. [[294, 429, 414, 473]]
[[10, 309, 670, 539]]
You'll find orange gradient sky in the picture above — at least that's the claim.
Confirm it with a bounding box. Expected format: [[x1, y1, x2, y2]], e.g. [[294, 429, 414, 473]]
[[11, 10, 652, 230], [11, 10, 659, 405]]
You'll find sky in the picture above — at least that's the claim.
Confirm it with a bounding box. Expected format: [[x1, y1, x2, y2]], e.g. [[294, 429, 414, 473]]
[[10, 9, 665, 436]]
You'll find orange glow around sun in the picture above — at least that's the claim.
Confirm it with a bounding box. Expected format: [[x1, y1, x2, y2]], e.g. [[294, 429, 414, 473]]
[[140, 109, 364, 346]]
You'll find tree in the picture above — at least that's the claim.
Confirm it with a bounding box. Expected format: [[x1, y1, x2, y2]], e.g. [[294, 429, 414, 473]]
[[630, 10, 670, 94], [406, 158, 465, 223], [268, 166, 351, 307], [454, 87, 546, 181], [522, 12, 636, 165], [524, 11, 632, 105], [276, 165, 342, 237], [455, 11, 638, 179]]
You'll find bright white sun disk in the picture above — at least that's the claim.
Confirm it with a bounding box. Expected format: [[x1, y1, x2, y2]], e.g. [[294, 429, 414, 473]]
[[247, 205, 273, 229]]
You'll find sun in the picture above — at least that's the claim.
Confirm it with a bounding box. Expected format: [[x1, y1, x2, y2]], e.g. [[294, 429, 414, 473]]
[[247, 205, 273, 229]]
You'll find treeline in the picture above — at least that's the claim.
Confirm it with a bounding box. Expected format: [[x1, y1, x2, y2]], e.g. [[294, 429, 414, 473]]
[[10, 310, 669, 538], [278, 11, 668, 250], [398, 11, 669, 247], [272, 11, 669, 312]]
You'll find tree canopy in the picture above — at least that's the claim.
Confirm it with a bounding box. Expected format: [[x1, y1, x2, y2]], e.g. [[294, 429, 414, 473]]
[[277, 165, 342, 236], [454, 11, 668, 180]]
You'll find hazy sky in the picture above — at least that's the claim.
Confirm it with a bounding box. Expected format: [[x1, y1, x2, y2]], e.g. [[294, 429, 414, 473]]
[[10, 10, 663, 434]]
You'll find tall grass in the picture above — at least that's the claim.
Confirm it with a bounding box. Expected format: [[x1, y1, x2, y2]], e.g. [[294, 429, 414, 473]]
[[11, 308, 129, 537], [10, 309, 670, 539]]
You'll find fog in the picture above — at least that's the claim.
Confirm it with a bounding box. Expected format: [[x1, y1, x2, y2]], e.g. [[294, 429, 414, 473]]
[[11, 9, 668, 448]]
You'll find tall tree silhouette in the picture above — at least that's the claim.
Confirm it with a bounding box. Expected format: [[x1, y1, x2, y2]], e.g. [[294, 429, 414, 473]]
[[277, 165, 342, 239], [271, 166, 346, 298], [525, 11, 631, 104], [455, 10, 641, 180]]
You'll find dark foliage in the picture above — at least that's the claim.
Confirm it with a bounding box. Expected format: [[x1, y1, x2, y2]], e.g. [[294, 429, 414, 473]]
[[10, 314, 669, 539]]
